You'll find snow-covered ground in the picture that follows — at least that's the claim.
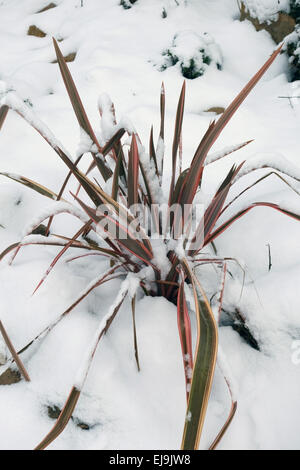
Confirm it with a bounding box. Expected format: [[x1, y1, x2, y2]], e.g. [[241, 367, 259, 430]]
[[0, 0, 300, 450]]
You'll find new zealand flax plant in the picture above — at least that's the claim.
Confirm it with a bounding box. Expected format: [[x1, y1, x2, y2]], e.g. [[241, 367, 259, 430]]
[[1, 40, 300, 450]]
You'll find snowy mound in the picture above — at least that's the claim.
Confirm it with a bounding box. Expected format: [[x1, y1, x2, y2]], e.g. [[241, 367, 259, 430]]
[[241, 0, 290, 23], [161, 31, 222, 79]]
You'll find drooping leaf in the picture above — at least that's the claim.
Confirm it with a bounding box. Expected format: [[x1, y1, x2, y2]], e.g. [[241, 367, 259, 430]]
[[0, 238, 94, 263], [32, 221, 93, 295], [0, 242, 20, 262], [1, 96, 104, 207], [16, 265, 125, 361], [131, 295, 140, 372], [221, 170, 300, 216], [0, 173, 59, 201], [0, 105, 9, 131], [205, 139, 253, 166], [35, 386, 81, 450], [0, 320, 30, 382], [209, 401, 237, 450], [207, 201, 300, 245], [180, 259, 218, 450], [35, 287, 128, 450]]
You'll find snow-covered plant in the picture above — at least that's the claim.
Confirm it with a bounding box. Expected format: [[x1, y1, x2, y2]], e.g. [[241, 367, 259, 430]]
[[120, 0, 138, 9], [161, 31, 222, 79], [1, 40, 300, 450], [290, 0, 300, 20], [120, 0, 187, 9], [284, 24, 300, 79]]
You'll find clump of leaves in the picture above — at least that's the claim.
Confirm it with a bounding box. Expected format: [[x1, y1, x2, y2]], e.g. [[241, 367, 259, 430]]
[[161, 31, 222, 79], [1, 39, 300, 451]]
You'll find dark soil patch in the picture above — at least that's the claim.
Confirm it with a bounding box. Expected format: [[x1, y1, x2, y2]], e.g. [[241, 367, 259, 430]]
[[36, 3, 56, 14], [27, 25, 46, 38], [0, 368, 21, 385]]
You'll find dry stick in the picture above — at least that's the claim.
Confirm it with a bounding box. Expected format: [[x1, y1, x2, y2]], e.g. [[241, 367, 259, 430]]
[[0, 320, 30, 382]]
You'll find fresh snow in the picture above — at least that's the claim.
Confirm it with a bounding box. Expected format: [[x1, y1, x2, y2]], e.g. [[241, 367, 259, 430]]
[[0, 0, 299, 451]]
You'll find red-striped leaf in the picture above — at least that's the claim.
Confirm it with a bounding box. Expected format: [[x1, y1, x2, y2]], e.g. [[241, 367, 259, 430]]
[[177, 277, 193, 402], [131, 295, 140, 372], [169, 82, 186, 202], [53, 38, 101, 151], [35, 386, 81, 450], [209, 401, 237, 450], [128, 134, 139, 208], [149, 125, 159, 177], [0, 172, 59, 201], [53, 38, 113, 182], [189, 162, 244, 254], [46, 153, 84, 235], [160, 82, 165, 141], [179, 46, 282, 207], [32, 221, 92, 295], [72, 194, 156, 268], [180, 259, 218, 450], [82, 127, 126, 182], [207, 201, 300, 245], [0, 320, 30, 382]]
